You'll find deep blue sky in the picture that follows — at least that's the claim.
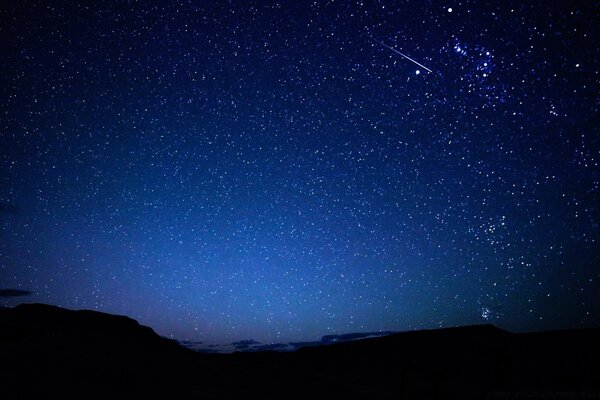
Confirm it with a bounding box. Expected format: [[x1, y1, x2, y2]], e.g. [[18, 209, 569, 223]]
[[1, 0, 598, 345]]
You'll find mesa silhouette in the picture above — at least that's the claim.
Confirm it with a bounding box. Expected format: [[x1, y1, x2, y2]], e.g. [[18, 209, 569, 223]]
[[1, 303, 598, 399]]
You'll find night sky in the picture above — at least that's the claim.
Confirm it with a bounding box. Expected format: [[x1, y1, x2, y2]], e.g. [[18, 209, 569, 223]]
[[1, 1, 598, 346]]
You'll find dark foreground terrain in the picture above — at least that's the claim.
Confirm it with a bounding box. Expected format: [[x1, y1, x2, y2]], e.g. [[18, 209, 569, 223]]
[[1, 304, 598, 399]]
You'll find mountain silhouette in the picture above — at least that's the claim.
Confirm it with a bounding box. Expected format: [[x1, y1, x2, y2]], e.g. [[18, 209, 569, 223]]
[[1, 303, 598, 398]]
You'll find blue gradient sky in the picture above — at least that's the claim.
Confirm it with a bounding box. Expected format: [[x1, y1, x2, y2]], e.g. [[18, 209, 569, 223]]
[[1, 0, 598, 344]]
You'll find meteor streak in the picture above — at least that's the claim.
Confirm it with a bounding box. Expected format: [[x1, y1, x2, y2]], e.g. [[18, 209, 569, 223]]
[[367, 35, 433, 73]]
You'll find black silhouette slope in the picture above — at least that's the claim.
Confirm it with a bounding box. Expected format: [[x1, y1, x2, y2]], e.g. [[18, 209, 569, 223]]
[[0, 303, 201, 396], [286, 324, 600, 398], [1, 303, 599, 399], [294, 324, 513, 398]]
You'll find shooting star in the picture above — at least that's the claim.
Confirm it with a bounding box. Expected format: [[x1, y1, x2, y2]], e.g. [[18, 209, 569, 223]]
[[367, 35, 432, 73]]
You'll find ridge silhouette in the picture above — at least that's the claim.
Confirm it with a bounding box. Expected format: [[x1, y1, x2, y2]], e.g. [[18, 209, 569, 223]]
[[1, 303, 598, 398]]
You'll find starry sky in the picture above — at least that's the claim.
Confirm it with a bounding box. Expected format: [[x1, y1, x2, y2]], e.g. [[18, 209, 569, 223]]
[[0, 1, 598, 345]]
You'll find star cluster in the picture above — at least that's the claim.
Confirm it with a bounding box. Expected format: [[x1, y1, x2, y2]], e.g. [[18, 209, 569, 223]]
[[0, 1, 598, 344]]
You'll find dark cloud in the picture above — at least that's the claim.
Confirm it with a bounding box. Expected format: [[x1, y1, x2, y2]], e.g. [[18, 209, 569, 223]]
[[289, 331, 396, 350], [206, 331, 398, 353], [232, 339, 261, 350], [178, 340, 204, 350], [288, 341, 323, 349], [180, 340, 203, 345], [0, 289, 33, 298], [320, 331, 396, 344]]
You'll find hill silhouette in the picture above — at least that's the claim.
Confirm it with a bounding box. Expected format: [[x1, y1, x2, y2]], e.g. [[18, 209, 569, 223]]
[[1, 303, 598, 398]]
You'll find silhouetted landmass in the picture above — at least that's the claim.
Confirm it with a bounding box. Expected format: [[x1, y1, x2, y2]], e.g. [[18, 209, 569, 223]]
[[1, 303, 598, 399]]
